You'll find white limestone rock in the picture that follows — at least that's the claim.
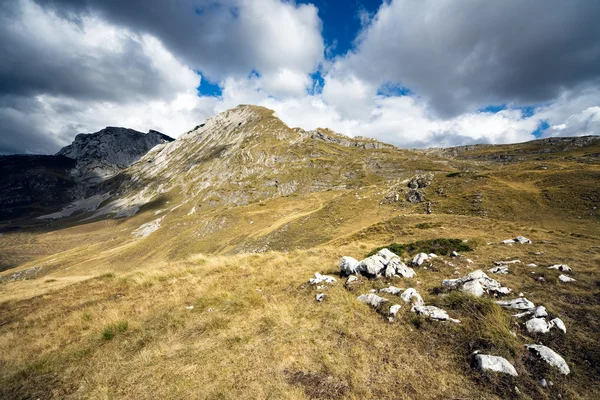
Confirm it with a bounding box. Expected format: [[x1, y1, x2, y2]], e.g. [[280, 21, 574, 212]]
[[358, 255, 387, 276], [494, 260, 520, 265], [411, 253, 430, 266], [339, 256, 360, 275], [549, 318, 567, 333], [132, 217, 163, 238], [548, 264, 572, 272], [376, 248, 398, 262], [357, 293, 388, 309], [345, 275, 359, 286], [316, 293, 325, 302], [558, 274, 576, 283], [502, 236, 532, 244], [411, 305, 460, 323], [309, 272, 336, 285], [526, 345, 570, 375], [473, 354, 518, 376], [488, 266, 510, 274], [400, 288, 424, 306], [526, 318, 551, 334], [379, 286, 402, 295], [442, 270, 511, 297], [496, 297, 535, 310], [389, 304, 402, 319], [514, 306, 548, 319], [390, 258, 416, 278]]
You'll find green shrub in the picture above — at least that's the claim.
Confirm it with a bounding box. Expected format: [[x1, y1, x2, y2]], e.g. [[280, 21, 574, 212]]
[[366, 238, 473, 257], [101, 320, 128, 340], [446, 172, 461, 177]]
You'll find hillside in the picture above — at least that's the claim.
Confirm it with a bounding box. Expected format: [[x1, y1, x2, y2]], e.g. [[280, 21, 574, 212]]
[[0, 105, 599, 399]]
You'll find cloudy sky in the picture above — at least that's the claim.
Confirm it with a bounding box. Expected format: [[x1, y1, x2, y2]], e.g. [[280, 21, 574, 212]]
[[1, 0, 600, 154]]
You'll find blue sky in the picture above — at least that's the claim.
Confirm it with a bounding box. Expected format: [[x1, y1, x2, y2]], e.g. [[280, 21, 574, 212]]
[[1, 0, 599, 154]]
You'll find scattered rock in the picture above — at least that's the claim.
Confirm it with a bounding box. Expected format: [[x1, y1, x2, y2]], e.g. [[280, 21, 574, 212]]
[[526, 344, 570, 375], [185, 305, 194, 310], [473, 353, 518, 376], [514, 306, 548, 319], [358, 255, 387, 277], [379, 286, 402, 295], [527, 263, 538, 267], [502, 236, 532, 244], [411, 305, 460, 323], [558, 274, 576, 283], [357, 293, 388, 309], [411, 253, 431, 266], [316, 293, 325, 302], [526, 318, 551, 334], [548, 264, 572, 272], [442, 270, 511, 297], [345, 275, 359, 286], [494, 260, 521, 265], [488, 266, 509, 274], [400, 288, 424, 305], [451, 251, 460, 257], [339, 256, 360, 275], [496, 297, 535, 310], [309, 272, 336, 285], [388, 304, 402, 321]]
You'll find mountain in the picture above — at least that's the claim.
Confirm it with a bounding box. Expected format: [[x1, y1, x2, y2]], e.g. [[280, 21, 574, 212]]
[[0, 127, 173, 221], [0, 105, 599, 399]]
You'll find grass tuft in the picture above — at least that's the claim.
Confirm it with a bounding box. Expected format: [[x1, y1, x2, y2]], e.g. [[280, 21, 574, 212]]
[[101, 320, 128, 340]]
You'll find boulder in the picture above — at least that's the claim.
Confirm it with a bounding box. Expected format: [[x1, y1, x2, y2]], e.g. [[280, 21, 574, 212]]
[[400, 288, 424, 305], [488, 266, 509, 274], [411, 305, 460, 323], [526, 345, 570, 375], [411, 253, 430, 266], [376, 248, 398, 262], [496, 297, 535, 310], [340, 256, 360, 275], [389, 304, 401, 319], [358, 255, 387, 277], [473, 354, 518, 376], [526, 318, 551, 334], [549, 264, 572, 272], [357, 293, 388, 309], [558, 274, 576, 283], [442, 270, 511, 297], [309, 272, 336, 285]]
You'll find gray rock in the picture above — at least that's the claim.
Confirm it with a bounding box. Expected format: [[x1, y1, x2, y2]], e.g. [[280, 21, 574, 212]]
[[526, 318, 551, 334], [442, 270, 511, 297], [514, 305, 548, 319], [400, 288, 424, 305], [309, 272, 336, 285], [345, 275, 359, 286], [379, 286, 403, 295], [357, 293, 388, 309], [473, 354, 518, 376], [526, 345, 570, 375], [494, 260, 520, 265], [389, 258, 416, 278], [411, 253, 430, 266], [411, 305, 460, 323], [376, 248, 399, 262], [549, 318, 567, 333], [502, 236, 532, 244], [496, 297, 535, 310], [389, 304, 402, 319], [339, 256, 360, 275], [488, 266, 510, 274], [316, 293, 325, 302]]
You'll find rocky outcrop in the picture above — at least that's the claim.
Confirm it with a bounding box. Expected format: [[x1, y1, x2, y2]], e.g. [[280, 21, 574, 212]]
[[496, 298, 535, 310], [57, 127, 173, 183], [442, 270, 511, 297], [411, 305, 460, 323], [340, 249, 415, 278]]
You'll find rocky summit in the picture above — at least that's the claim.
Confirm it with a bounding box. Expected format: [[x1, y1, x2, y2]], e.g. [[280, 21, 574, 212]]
[[0, 105, 599, 399]]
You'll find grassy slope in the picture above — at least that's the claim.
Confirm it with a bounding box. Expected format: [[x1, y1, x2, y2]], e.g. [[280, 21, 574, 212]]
[[0, 139, 599, 399]]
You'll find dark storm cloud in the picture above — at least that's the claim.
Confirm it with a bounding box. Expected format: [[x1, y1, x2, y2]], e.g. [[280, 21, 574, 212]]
[[346, 0, 600, 116]]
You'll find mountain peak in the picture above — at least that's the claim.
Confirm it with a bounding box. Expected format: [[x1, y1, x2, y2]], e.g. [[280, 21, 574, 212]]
[[57, 127, 174, 183]]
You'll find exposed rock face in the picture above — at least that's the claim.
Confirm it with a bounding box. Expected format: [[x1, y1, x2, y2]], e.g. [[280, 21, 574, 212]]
[[473, 354, 518, 376], [343, 249, 415, 278], [57, 127, 173, 183], [526, 345, 570, 375]]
